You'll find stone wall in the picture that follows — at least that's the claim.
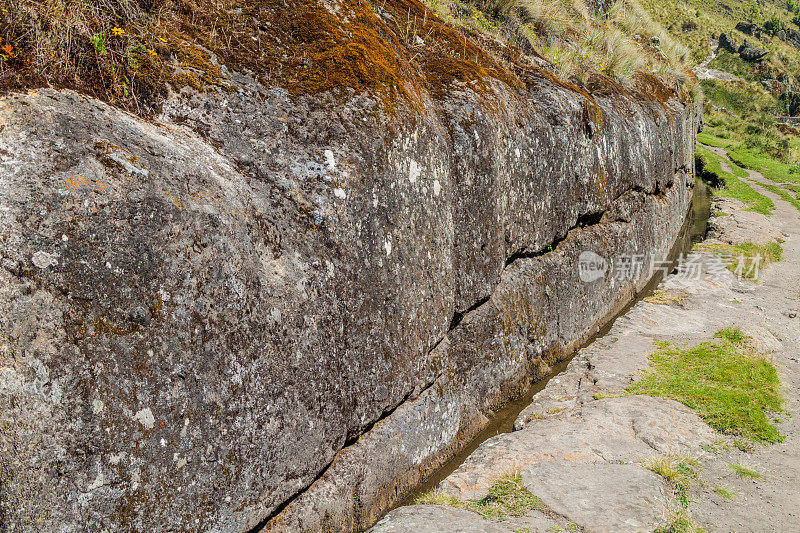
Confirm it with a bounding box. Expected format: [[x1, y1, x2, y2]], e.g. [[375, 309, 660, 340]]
[[0, 2, 700, 531]]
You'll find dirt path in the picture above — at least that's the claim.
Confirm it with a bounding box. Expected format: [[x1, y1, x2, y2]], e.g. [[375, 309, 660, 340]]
[[373, 157, 800, 532], [693, 42, 744, 82], [690, 149, 800, 531]]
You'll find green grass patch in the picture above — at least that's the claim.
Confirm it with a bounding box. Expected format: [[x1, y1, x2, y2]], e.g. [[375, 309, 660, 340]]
[[714, 326, 747, 345], [696, 145, 774, 216], [415, 472, 546, 520], [733, 439, 754, 453], [729, 464, 763, 479], [627, 330, 785, 443], [642, 454, 698, 508], [714, 486, 736, 499], [728, 149, 800, 186], [697, 132, 735, 150], [694, 241, 783, 279], [759, 182, 800, 214]]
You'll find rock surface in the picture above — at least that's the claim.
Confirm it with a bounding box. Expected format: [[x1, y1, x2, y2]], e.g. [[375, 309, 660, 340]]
[[521, 461, 669, 532], [0, 2, 699, 531], [377, 151, 800, 532], [706, 197, 783, 245], [718, 32, 738, 53]]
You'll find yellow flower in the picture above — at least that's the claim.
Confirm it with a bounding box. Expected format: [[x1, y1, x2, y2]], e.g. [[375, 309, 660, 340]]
[[111, 27, 125, 36], [147, 48, 157, 56]]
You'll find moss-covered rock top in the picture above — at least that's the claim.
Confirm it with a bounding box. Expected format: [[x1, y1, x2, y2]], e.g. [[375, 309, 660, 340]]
[[0, 0, 694, 115]]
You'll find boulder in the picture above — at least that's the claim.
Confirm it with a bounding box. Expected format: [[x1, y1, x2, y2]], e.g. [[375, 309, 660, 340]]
[[718, 32, 738, 53], [784, 28, 800, 49], [736, 21, 757, 35], [740, 47, 769, 61]]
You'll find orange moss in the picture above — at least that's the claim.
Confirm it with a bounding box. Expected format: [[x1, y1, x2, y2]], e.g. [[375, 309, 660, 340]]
[[632, 72, 678, 104], [1, 0, 534, 114], [1, 0, 686, 117]]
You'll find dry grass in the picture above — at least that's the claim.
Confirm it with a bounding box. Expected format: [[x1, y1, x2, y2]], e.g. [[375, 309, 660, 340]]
[[463, 0, 694, 86], [1, 0, 698, 114], [643, 453, 699, 509], [0, 0, 174, 113], [644, 289, 690, 306]]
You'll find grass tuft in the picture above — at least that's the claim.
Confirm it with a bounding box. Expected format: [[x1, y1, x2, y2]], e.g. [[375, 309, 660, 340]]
[[642, 454, 698, 508], [729, 463, 763, 479], [655, 509, 705, 533], [714, 486, 736, 499], [415, 471, 546, 520], [700, 439, 731, 454], [627, 330, 785, 443], [644, 289, 690, 307]]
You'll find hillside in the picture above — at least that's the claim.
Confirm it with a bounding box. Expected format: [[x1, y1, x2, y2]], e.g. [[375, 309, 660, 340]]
[[642, 0, 800, 191]]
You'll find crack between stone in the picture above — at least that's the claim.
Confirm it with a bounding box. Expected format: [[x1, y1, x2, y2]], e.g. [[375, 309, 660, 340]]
[[250, 175, 687, 531], [448, 178, 683, 333], [449, 295, 490, 330], [248, 371, 445, 533], [503, 208, 606, 269]]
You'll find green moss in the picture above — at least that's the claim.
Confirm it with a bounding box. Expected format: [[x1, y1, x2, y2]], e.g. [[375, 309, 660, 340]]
[[627, 330, 785, 443]]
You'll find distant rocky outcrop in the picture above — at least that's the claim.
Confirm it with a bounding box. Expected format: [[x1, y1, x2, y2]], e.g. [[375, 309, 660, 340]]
[[736, 21, 764, 38], [733, 20, 800, 52], [783, 91, 800, 116], [717, 25, 767, 61], [783, 27, 800, 49]]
